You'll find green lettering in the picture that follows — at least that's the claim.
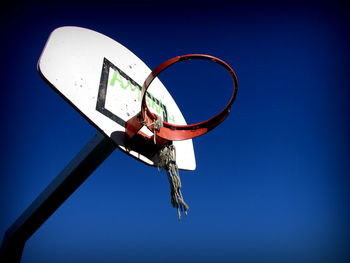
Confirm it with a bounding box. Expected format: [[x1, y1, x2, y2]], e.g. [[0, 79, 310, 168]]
[[137, 89, 141, 101], [146, 96, 151, 107], [130, 82, 138, 91], [151, 99, 156, 111], [168, 115, 175, 123], [109, 70, 120, 86], [155, 104, 161, 114], [109, 69, 175, 123], [119, 78, 130, 89]]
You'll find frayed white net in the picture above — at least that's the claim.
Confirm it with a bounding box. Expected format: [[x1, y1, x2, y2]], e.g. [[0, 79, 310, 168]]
[[157, 144, 189, 220]]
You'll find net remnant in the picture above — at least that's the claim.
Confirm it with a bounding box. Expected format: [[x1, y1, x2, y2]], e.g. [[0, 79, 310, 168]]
[[142, 113, 163, 144], [157, 144, 189, 220], [151, 114, 163, 144]]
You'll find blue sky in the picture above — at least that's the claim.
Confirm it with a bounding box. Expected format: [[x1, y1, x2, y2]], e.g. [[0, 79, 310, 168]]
[[1, 1, 349, 262]]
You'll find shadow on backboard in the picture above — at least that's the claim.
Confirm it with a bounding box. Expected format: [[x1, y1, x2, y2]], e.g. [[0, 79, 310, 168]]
[[110, 131, 165, 165]]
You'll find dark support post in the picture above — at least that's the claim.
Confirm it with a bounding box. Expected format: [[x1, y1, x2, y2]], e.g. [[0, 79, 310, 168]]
[[0, 133, 116, 262]]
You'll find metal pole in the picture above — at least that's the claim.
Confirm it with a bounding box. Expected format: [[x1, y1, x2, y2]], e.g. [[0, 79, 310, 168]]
[[0, 133, 116, 262]]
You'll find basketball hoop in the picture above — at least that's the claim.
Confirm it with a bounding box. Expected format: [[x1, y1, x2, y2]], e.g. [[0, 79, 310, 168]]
[[126, 54, 238, 219], [126, 54, 238, 142]]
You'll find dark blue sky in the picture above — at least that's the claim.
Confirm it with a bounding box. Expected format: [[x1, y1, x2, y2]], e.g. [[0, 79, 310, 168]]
[[1, 1, 349, 262]]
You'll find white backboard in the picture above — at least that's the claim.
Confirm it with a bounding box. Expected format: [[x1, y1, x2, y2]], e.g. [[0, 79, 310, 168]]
[[38, 26, 196, 170]]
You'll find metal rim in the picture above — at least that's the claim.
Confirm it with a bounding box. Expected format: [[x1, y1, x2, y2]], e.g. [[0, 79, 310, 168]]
[[140, 54, 238, 141]]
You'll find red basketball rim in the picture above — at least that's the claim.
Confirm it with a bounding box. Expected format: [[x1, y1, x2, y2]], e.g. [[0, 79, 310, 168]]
[[140, 54, 238, 141]]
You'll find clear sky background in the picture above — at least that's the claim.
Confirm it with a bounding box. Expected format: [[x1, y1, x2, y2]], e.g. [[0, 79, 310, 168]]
[[1, 1, 349, 262]]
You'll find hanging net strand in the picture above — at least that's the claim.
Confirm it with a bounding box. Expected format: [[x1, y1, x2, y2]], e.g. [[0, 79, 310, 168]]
[[157, 144, 189, 220], [151, 114, 163, 144], [142, 113, 163, 144]]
